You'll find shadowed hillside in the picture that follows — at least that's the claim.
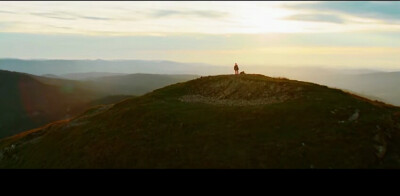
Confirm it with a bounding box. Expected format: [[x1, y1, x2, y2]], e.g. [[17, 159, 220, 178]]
[[1, 74, 400, 168], [0, 70, 99, 138], [0, 70, 197, 138]]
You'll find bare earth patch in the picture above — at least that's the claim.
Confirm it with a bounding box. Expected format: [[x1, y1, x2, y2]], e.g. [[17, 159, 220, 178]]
[[179, 94, 291, 106], [179, 75, 303, 106]]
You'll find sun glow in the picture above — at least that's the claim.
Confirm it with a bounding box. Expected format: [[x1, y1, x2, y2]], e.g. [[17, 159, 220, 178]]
[[0, 1, 353, 35]]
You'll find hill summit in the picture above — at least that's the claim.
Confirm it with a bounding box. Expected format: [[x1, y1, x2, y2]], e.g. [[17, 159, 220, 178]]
[[179, 74, 303, 106], [1, 74, 400, 168]]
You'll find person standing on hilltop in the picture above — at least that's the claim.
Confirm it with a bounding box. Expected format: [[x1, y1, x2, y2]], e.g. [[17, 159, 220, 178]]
[[234, 63, 239, 75]]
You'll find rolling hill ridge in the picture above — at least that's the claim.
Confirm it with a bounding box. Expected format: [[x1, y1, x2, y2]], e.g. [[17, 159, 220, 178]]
[[1, 74, 400, 168]]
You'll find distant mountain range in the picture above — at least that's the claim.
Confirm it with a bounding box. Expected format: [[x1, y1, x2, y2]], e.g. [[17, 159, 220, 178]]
[[82, 73, 199, 95], [1, 58, 400, 106], [54, 72, 127, 80], [275, 70, 400, 106], [243, 66, 400, 106], [0, 58, 223, 75]]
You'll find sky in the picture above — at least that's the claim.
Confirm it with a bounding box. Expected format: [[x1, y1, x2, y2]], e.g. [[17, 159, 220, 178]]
[[1, 1, 400, 70]]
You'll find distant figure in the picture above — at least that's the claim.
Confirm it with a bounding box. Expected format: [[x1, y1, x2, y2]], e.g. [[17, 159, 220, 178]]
[[240, 71, 245, 74], [234, 63, 239, 75]]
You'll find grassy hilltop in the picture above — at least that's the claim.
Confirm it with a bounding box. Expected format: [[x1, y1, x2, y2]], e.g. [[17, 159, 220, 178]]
[[1, 74, 400, 168]]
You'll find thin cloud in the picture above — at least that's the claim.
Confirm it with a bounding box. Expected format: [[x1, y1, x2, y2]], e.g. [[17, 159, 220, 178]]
[[30, 12, 77, 20], [0, 10, 16, 14], [31, 12, 112, 21], [80, 16, 112, 21], [285, 14, 345, 24], [286, 2, 400, 23], [150, 9, 228, 19], [46, 25, 74, 30]]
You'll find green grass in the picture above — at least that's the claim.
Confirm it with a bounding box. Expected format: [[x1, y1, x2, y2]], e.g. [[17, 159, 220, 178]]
[[1, 74, 399, 168]]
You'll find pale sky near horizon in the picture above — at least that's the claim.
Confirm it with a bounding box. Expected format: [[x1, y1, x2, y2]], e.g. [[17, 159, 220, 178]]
[[1, 1, 400, 70]]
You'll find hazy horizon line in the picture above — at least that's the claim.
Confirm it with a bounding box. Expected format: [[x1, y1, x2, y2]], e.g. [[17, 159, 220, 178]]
[[1, 57, 399, 72]]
